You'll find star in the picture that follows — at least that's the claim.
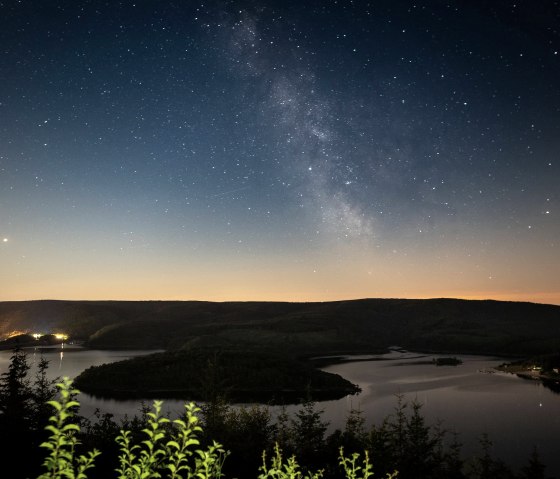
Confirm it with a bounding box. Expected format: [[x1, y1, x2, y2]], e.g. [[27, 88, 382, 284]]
[[0, 1, 558, 305]]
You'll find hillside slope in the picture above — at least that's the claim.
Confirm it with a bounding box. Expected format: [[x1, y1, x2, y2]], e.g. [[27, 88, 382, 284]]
[[1, 298, 560, 356]]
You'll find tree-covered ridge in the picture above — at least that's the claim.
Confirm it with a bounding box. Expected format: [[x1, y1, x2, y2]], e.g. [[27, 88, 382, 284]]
[[0, 349, 552, 479], [74, 349, 360, 403], [2, 298, 560, 356]]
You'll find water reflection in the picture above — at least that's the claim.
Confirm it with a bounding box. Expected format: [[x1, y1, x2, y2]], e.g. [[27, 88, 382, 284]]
[[318, 351, 560, 475], [540, 377, 560, 394], [0, 348, 559, 475], [59, 343, 64, 370]]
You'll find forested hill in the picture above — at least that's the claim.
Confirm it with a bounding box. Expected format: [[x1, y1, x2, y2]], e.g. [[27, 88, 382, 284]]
[[1, 298, 560, 356]]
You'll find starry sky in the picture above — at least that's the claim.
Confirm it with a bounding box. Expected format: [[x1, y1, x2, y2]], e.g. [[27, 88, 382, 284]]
[[1, 1, 559, 304]]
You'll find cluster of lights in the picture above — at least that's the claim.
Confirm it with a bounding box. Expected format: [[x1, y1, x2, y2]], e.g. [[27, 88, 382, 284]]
[[32, 333, 69, 341], [4, 331, 69, 341]]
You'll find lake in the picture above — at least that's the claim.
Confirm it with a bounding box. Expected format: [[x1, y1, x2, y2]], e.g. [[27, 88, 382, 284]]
[[1, 346, 559, 475], [319, 349, 560, 474]]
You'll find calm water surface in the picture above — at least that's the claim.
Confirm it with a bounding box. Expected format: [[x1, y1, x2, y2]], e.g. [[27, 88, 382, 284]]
[[318, 350, 560, 474], [1, 347, 559, 475]]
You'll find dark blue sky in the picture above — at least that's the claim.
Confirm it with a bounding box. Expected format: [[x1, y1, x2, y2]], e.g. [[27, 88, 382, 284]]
[[1, 1, 559, 303]]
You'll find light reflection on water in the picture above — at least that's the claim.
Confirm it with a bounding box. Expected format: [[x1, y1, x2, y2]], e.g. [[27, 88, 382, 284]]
[[318, 352, 560, 475], [1, 348, 559, 475]]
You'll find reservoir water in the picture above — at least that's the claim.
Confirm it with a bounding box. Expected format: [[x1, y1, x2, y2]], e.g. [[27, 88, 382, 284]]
[[1, 347, 559, 475]]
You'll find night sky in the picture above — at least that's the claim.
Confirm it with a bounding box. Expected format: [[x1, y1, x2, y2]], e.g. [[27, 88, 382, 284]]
[[1, 1, 559, 304]]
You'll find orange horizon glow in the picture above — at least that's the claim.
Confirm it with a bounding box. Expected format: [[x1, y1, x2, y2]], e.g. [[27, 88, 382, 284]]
[[2, 290, 559, 307]]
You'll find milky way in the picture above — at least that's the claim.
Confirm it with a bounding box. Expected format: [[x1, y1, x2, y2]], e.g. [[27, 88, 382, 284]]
[[1, 1, 559, 303]]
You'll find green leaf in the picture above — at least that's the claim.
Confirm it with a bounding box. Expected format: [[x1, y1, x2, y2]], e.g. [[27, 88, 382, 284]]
[[166, 440, 181, 450]]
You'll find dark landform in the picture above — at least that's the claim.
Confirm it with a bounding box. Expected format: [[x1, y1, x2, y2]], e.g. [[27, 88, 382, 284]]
[[2, 298, 560, 354], [73, 349, 359, 403], [2, 298, 560, 401], [433, 357, 463, 366], [496, 352, 560, 394]]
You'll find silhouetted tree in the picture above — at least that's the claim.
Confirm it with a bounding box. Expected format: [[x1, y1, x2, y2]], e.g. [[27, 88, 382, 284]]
[[366, 416, 395, 476], [468, 433, 515, 479], [402, 400, 442, 477], [0, 349, 56, 478], [0, 348, 33, 448], [219, 405, 275, 478], [342, 407, 368, 450], [437, 431, 466, 479], [272, 406, 293, 454], [521, 448, 546, 479], [291, 398, 329, 471], [32, 356, 58, 431]]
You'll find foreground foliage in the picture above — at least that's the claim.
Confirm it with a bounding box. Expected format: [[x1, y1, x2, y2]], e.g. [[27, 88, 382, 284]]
[[38, 378, 99, 479], [36, 379, 392, 479], [0, 350, 551, 479]]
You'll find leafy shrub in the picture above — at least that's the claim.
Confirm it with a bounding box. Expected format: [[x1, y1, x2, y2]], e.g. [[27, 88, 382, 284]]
[[36, 378, 395, 479], [37, 377, 100, 479]]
